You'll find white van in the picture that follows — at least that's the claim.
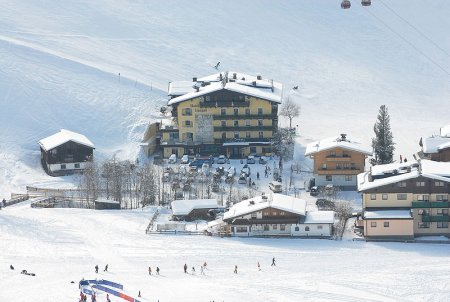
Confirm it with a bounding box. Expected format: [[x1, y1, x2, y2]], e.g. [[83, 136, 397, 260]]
[[269, 181, 282, 193]]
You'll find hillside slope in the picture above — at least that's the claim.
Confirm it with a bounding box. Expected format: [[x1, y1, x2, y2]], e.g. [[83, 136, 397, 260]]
[[1, 0, 449, 196]]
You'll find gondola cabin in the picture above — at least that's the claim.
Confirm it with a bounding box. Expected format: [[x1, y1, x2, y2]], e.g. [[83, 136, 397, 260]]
[[39, 129, 94, 176]]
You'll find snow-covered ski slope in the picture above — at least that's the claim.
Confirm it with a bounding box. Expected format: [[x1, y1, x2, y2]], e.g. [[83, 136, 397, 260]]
[[1, 202, 450, 302], [1, 0, 449, 194]]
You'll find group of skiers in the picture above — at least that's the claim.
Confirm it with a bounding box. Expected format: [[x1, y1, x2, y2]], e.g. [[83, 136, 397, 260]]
[[148, 266, 160, 275], [94, 264, 108, 274]]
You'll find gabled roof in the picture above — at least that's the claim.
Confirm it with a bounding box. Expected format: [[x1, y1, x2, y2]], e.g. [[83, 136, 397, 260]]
[[304, 211, 334, 224], [305, 135, 372, 156], [38, 129, 94, 152], [167, 71, 283, 105], [357, 160, 450, 191], [422, 136, 450, 153], [364, 210, 412, 220], [223, 194, 306, 221], [171, 199, 218, 216]]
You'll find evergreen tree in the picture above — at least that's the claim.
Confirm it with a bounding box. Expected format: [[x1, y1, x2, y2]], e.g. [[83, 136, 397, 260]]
[[372, 105, 395, 164]]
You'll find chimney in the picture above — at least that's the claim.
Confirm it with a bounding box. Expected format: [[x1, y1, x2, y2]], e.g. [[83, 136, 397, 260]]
[[193, 77, 197, 82], [252, 81, 257, 86], [233, 73, 237, 79], [257, 75, 262, 80], [340, 134, 347, 141], [219, 73, 223, 81]]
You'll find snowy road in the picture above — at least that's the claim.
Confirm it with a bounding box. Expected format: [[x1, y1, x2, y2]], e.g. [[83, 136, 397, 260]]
[[1, 202, 449, 302]]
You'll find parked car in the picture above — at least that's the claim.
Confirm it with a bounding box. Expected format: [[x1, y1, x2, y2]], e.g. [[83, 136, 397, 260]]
[[247, 155, 256, 164], [241, 166, 251, 177], [181, 155, 189, 164], [227, 166, 236, 177], [168, 154, 177, 164], [201, 163, 210, 175], [259, 156, 267, 164], [238, 173, 247, 184], [189, 156, 214, 168], [217, 155, 227, 164], [310, 186, 319, 196], [269, 181, 282, 193]]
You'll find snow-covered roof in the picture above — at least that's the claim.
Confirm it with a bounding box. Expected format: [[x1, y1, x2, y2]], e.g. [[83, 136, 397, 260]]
[[364, 210, 412, 219], [171, 199, 218, 216], [304, 211, 334, 224], [167, 72, 283, 105], [305, 135, 372, 156], [38, 129, 94, 151], [357, 160, 450, 191], [95, 199, 120, 204], [440, 125, 450, 137], [223, 194, 306, 221], [422, 136, 450, 153]]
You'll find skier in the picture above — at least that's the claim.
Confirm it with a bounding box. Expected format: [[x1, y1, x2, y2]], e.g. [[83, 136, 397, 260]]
[[256, 172, 260, 180], [95, 265, 99, 273], [104, 264, 108, 272], [91, 292, 96, 302], [106, 293, 111, 302], [264, 169, 268, 178], [203, 261, 207, 269], [156, 267, 160, 275], [148, 266, 152, 275], [271, 257, 276, 266], [257, 262, 261, 271], [200, 265, 204, 275], [138, 290, 141, 297], [192, 266, 196, 274], [184, 263, 188, 274], [2, 198, 6, 207], [10, 265, 14, 270], [234, 265, 238, 274]]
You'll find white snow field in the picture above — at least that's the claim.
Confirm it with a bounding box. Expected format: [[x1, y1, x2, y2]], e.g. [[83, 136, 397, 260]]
[[1, 0, 450, 196], [1, 202, 450, 302]]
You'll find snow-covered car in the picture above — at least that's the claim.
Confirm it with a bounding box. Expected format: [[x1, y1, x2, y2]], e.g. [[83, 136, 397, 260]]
[[217, 155, 227, 164], [269, 181, 282, 193], [238, 174, 247, 184], [227, 166, 236, 177], [241, 166, 251, 177], [259, 156, 267, 164], [181, 155, 189, 164], [201, 163, 210, 175], [310, 186, 319, 196], [247, 155, 256, 164], [168, 154, 177, 164]]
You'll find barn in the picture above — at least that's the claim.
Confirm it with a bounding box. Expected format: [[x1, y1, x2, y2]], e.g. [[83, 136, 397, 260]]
[[38, 129, 94, 176]]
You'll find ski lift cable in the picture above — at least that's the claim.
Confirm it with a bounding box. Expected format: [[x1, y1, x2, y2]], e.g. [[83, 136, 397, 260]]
[[363, 8, 450, 76], [377, 0, 450, 58]]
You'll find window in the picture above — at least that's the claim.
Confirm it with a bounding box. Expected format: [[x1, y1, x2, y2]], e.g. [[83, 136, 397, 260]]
[[236, 226, 247, 232], [418, 222, 430, 229], [305, 226, 310, 231], [437, 221, 449, 228], [345, 175, 352, 181], [294, 226, 299, 231], [264, 225, 269, 231], [384, 222, 390, 227], [336, 163, 342, 170], [74, 163, 80, 169], [246, 132, 251, 138], [326, 175, 332, 181], [258, 120, 263, 126], [250, 147, 256, 153], [416, 181, 426, 187], [437, 209, 449, 216], [321, 163, 327, 170], [182, 108, 192, 116], [221, 120, 226, 127], [273, 224, 277, 230], [246, 120, 251, 126], [328, 151, 336, 157], [184, 120, 192, 127], [370, 194, 376, 200], [251, 212, 257, 219], [317, 225, 323, 230], [234, 108, 239, 115], [258, 108, 263, 115], [397, 193, 407, 200], [234, 120, 239, 127], [382, 193, 388, 200], [60, 164, 66, 170], [280, 224, 286, 231], [221, 108, 226, 116], [234, 132, 239, 139], [259, 131, 263, 138], [272, 212, 277, 216], [417, 195, 429, 201], [245, 108, 250, 115], [436, 195, 449, 201], [371, 222, 377, 227], [280, 212, 285, 216], [222, 132, 227, 139], [398, 181, 407, 187], [435, 181, 445, 187]]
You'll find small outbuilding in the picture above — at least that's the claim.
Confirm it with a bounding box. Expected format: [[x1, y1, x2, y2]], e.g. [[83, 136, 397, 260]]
[[171, 199, 218, 221], [38, 129, 94, 176], [94, 199, 121, 210]]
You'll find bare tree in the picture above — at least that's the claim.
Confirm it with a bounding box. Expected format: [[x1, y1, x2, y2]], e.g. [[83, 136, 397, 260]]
[[279, 97, 300, 129], [333, 200, 353, 239]]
